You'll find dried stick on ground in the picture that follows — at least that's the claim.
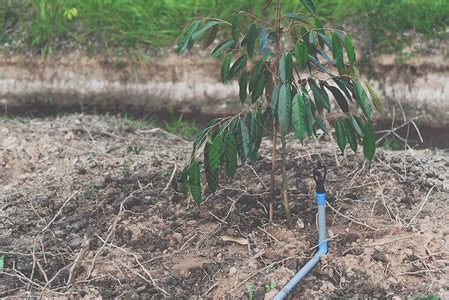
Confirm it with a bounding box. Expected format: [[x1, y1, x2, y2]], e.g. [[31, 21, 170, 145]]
[[85, 182, 151, 279]]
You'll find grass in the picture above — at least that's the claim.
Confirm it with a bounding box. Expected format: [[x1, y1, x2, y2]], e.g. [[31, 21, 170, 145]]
[[1, 0, 448, 55], [120, 112, 199, 140]]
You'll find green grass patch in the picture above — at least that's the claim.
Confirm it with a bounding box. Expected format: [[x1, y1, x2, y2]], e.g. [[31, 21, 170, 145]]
[[1, 0, 448, 55]]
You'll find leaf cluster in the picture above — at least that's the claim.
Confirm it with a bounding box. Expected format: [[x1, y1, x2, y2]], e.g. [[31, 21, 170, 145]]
[[178, 0, 382, 204]]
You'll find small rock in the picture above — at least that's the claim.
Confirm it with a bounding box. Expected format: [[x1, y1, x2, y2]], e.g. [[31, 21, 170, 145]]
[[172, 232, 183, 244], [327, 282, 336, 292], [296, 218, 305, 229], [229, 267, 237, 276], [65, 131, 75, 140], [372, 249, 388, 262]]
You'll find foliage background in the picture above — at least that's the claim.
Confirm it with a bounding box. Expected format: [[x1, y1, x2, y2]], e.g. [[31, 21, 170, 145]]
[[1, 0, 448, 55]]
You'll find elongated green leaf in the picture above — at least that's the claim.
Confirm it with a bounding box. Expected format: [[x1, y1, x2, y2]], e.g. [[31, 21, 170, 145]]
[[318, 32, 332, 49], [284, 12, 306, 21], [292, 92, 306, 141], [294, 42, 308, 70], [344, 118, 357, 153], [344, 35, 356, 66], [278, 83, 291, 134], [177, 20, 202, 54], [366, 83, 383, 113], [309, 81, 330, 111], [326, 85, 349, 112], [0, 256, 3, 270], [334, 118, 346, 153], [224, 133, 237, 177], [333, 77, 352, 100], [181, 166, 189, 196], [229, 54, 248, 80], [189, 160, 202, 205], [240, 118, 250, 158], [192, 21, 221, 40], [280, 52, 293, 83], [251, 72, 265, 103], [205, 134, 221, 193], [354, 80, 372, 118], [248, 112, 263, 164], [304, 93, 314, 136], [202, 24, 219, 49], [332, 32, 345, 74], [239, 70, 248, 104], [270, 85, 280, 120], [315, 18, 325, 47], [211, 39, 235, 58], [247, 23, 257, 57], [363, 121, 375, 160], [351, 115, 364, 137], [300, 0, 316, 16], [221, 52, 232, 83], [231, 15, 239, 41], [315, 117, 328, 134]]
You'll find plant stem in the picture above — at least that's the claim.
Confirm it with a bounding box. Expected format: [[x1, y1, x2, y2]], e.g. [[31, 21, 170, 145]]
[[269, 0, 282, 223], [281, 134, 293, 228]]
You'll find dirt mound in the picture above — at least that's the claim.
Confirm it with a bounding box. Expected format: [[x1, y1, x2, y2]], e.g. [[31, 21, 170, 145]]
[[1, 114, 448, 298]]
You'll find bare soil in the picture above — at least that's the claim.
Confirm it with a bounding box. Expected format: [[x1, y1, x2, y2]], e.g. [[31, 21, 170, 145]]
[[1, 114, 448, 299]]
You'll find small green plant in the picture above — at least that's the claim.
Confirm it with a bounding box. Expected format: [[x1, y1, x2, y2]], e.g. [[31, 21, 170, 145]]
[[163, 115, 198, 140], [245, 283, 254, 300], [380, 137, 403, 151], [178, 0, 382, 227], [63, 7, 78, 21], [413, 296, 439, 300], [265, 282, 277, 291], [127, 145, 144, 155]]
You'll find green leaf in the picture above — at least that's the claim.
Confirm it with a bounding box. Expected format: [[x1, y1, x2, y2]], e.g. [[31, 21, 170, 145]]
[[315, 18, 325, 47], [366, 83, 383, 113], [205, 134, 221, 193], [0, 256, 4, 269], [292, 92, 307, 141], [363, 121, 376, 160], [177, 20, 202, 54], [231, 15, 239, 41], [351, 115, 365, 138], [279, 52, 293, 83], [344, 118, 357, 153], [278, 83, 291, 134], [247, 23, 257, 57], [294, 42, 308, 70], [326, 85, 349, 112], [309, 81, 330, 111], [240, 118, 250, 158], [229, 54, 248, 80], [251, 72, 265, 103], [284, 12, 306, 21], [221, 52, 233, 83], [211, 39, 235, 58], [249, 53, 270, 91], [248, 112, 263, 164], [332, 32, 345, 74], [189, 160, 202, 205], [334, 118, 346, 153], [304, 93, 314, 136], [344, 35, 356, 66], [181, 166, 189, 196], [354, 80, 372, 118], [333, 77, 352, 100], [315, 117, 328, 134], [202, 24, 219, 49], [192, 21, 221, 40], [300, 0, 316, 16], [224, 133, 237, 177], [239, 70, 248, 104], [270, 85, 280, 120], [318, 32, 332, 49]]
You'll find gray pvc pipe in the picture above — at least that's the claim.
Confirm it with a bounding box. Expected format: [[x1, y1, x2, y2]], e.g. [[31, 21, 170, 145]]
[[273, 193, 327, 300]]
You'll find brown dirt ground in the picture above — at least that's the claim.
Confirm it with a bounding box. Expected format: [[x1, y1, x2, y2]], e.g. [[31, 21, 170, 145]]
[[1, 114, 448, 299]]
